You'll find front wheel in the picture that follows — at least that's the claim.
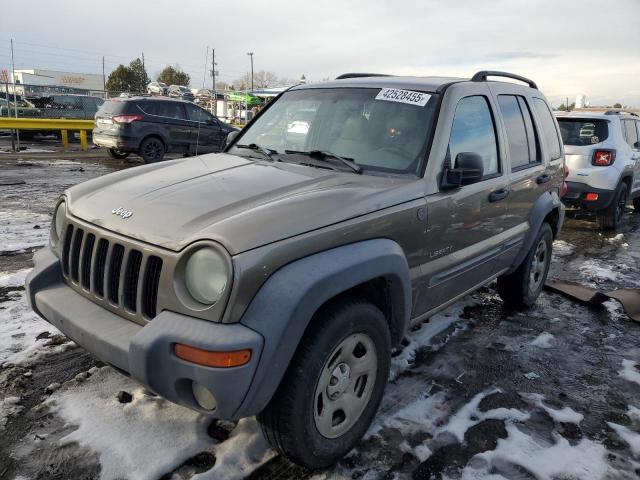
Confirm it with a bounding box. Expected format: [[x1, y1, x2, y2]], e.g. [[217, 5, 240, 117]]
[[138, 137, 165, 163], [632, 196, 640, 213], [497, 223, 553, 308], [108, 148, 130, 159], [257, 299, 391, 469]]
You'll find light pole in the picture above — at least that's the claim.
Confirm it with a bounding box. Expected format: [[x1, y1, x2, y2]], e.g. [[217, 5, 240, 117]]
[[246, 52, 254, 91]]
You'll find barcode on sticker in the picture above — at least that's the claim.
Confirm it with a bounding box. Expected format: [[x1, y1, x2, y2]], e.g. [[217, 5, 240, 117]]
[[375, 88, 431, 106]]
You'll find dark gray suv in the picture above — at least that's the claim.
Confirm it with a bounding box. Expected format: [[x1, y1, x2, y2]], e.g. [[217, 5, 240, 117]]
[[28, 71, 565, 469], [93, 97, 237, 162]]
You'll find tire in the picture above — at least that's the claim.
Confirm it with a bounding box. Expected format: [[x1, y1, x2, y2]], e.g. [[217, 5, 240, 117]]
[[596, 182, 628, 230], [138, 136, 165, 163], [633, 196, 640, 213], [108, 148, 130, 160], [497, 223, 553, 309], [257, 299, 391, 469]]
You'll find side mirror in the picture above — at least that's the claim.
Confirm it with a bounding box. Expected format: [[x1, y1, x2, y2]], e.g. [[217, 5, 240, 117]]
[[441, 152, 484, 189], [225, 130, 239, 148]]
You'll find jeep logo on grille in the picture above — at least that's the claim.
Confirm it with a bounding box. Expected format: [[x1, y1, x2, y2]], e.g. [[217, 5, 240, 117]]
[[111, 207, 133, 219]]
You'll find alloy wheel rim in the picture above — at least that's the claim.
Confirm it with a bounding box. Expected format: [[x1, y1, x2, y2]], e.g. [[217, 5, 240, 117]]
[[145, 141, 162, 159], [313, 333, 378, 439], [529, 239, 548, 293]]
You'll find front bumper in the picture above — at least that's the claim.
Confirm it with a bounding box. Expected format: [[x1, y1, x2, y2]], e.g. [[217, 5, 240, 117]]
[[26, 247, 263, 419], [562, 181, 616, 211]]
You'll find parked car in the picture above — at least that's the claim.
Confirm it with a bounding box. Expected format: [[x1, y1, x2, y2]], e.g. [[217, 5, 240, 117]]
[[92, 96, 237, 162], [147, 82, 169, 96], [27, 71, 565, 469], [26, 94, 104, 120], [168, 85, 195, 102], [557, 110, 640, 228], [195, 88, 212, 101]]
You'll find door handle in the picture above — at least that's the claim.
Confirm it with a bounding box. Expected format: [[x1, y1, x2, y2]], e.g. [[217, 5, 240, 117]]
[[536, 174, 551, 184], [489, 188, 509, 202]]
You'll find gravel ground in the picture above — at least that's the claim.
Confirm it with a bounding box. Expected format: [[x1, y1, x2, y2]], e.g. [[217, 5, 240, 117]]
[[1, 152, 639, 480]]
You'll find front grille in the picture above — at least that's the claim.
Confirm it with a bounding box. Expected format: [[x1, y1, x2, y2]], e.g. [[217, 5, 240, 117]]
[[61, 222, 163, 321]]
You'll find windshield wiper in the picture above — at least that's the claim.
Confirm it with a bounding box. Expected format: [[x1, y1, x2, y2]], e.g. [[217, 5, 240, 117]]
[[284, 150, 362, 174], [236, 143, 278, 162]]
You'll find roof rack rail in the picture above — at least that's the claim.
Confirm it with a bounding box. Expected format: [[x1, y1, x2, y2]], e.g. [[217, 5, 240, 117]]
[[335, 73, 393, 80], [470, 71, 538, 90], [604, 109, 639, 117]]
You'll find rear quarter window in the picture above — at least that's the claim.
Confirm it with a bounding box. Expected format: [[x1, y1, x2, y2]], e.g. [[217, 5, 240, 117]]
[[558, 119, 609, 146], [532, 98, 562, 159]]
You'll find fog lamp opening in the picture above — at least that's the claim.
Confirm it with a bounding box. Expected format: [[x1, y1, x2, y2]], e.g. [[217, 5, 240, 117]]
[[192, 381, 217, 411], [174, 344, 251, 368]]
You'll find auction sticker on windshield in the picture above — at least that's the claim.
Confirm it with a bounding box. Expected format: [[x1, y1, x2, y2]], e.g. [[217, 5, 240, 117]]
[[375, 88, 431, 107]]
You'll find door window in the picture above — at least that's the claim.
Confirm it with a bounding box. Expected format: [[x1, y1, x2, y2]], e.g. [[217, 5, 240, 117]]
[[186, 104, 214, 123], [532, 98, 562, 160], [448, 96, 499, 176], [497, 95, 539, 170], [158, 102, 186, 119]]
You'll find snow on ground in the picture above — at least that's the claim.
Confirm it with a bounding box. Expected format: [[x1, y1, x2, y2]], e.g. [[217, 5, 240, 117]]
[[390, 297, 475, 380], [0, 269, 63, 367], [578, 258, 626, 283], [523, 393, 584, 424], [607, 422, 640, 457], [457, 424, 609, 480], [0, 209, 50, 253], [529, 332, 554, 348], [0, 396, 24, 428], [48, 367, 216, 480], [437, 389, 530, 443], [552, 239, 576, 258], [620, 359, 640, 387]]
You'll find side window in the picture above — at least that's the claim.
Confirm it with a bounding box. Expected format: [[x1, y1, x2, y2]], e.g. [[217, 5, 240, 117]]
[[497, 95, 529, 169], [186, 104, 213, 123], [158, 102, 186, 119], [140, 101, 159, 116], [532, 98, 562, 160], [623, 120, 639, 149], [448, 96, 499, 177]]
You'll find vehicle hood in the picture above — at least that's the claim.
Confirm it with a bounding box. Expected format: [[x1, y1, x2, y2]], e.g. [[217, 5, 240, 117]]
[[66, 153, 420, 254]]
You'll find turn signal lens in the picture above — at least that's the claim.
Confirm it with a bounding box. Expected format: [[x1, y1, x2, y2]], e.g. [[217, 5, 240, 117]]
[[585, 193, 599, 201], [592, 149, 615, 166], [174, 344, 251, 368]]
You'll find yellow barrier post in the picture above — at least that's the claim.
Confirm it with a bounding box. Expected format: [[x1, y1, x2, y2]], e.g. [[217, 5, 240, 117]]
[[61, 130, 68, 149], [79, 130, 88, 151]]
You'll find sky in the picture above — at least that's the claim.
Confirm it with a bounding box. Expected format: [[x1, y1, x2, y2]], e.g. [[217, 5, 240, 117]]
[[1, 0, 639, 107]]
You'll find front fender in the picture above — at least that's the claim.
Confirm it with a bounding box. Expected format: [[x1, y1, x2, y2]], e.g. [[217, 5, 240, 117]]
[[234, 238, 411, 417]]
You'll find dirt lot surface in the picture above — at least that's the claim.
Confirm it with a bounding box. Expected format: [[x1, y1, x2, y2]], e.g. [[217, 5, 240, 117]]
[[1, 147, 640, 480]]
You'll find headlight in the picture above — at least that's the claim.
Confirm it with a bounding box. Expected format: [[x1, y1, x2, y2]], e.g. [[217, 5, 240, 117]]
[[184, 248, 228, 304], [52, 201, 66, 243]]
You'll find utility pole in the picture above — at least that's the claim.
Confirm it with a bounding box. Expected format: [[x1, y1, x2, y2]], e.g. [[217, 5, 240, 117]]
[[10, 38, 20, 151], [247, 52, 254, 91], [211, 48, 217, 116], [102, 56, 106, 97], [142, 52, 145, 70]]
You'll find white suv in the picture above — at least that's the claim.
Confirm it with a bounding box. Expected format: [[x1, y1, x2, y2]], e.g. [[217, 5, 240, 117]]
[[557, 111, 640, 229]]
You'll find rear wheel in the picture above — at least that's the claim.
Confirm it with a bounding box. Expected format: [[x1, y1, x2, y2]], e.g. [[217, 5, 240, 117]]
[[257, 299, 391, 469], [108, 148, 130, 159], [139, 137, 165, 163], [497, 223, 553, 308], [596, 182, 628, 230], [633, 196, 640, 213]]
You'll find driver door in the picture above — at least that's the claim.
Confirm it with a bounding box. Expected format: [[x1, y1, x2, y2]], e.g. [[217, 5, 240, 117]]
[[415, 93, 509, 316]]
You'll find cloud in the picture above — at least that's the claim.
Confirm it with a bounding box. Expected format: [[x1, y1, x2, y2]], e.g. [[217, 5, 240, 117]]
[[485, 52, 559, 61]]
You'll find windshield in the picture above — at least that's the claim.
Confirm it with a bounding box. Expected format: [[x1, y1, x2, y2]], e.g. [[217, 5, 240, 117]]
[[232, 87, 438, 174], [558, 118, 609, 146]]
